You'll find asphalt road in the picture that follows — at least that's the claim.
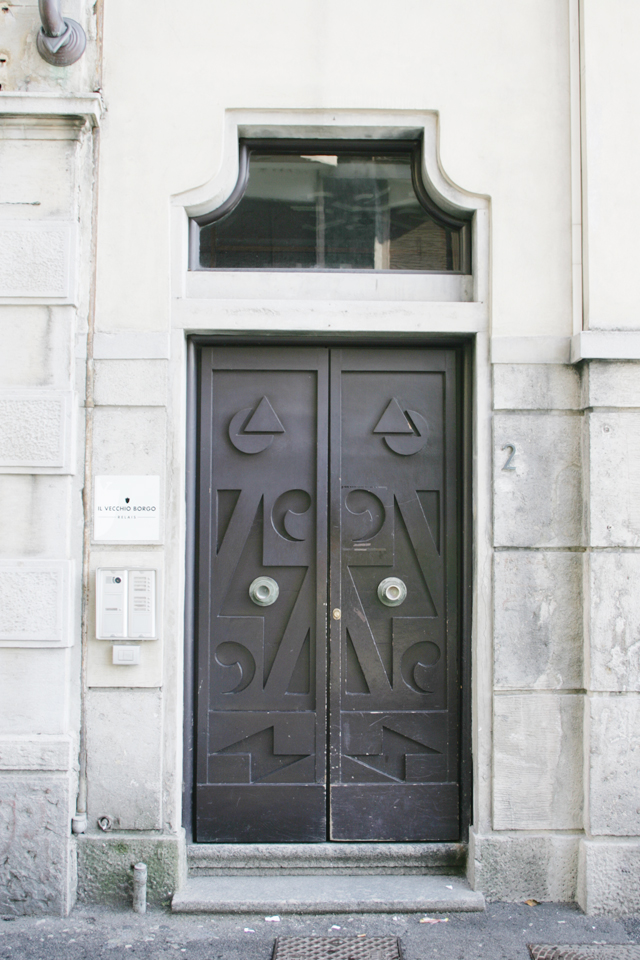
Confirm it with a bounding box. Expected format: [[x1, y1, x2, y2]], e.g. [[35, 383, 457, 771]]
[[0, 902, 638, 960]]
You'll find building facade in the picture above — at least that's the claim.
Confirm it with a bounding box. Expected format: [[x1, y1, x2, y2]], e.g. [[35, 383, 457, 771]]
[[1, 0, 640, 916]]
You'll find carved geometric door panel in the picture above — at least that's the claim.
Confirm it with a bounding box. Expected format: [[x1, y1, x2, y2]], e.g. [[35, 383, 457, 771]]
[[195, 346, 461, 843], [196, 348, 328, 841], [329, 349, 460, 840]]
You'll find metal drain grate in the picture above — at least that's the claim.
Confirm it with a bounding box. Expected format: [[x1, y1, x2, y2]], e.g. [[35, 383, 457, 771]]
[[529, 950, 594, 960], [272, 936, 402, 960], [529, 947, 640, 960]]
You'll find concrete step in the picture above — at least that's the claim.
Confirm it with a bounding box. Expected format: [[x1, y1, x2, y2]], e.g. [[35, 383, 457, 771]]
[[171, 874, 485, 914], [186, 842, 466, 876]]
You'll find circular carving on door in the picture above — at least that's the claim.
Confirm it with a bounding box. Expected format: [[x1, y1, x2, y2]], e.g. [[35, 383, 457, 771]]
[[228, 408, 273, 454], [377, 577, 407, 607], [249, 576, 280, 606], [373, 398, 429, 456], [228, 396, 285, 454], [384, 410, 429, 456]]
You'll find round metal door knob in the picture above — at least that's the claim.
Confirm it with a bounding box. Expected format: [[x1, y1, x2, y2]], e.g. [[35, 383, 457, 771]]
[[249, 576, 279, 606], [377, 577, 407, 607]]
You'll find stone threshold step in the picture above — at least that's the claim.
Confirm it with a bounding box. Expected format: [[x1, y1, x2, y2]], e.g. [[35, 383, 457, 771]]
[[171, 875, 484, 914], [187, 842, 466, 876]]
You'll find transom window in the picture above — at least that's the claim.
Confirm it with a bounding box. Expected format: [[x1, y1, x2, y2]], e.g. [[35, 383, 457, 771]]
[[191, 141, 471, 273]]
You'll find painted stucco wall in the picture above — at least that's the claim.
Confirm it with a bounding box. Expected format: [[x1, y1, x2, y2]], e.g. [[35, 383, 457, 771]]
[[94, 0, 573, 340], [1, 0, 640, 916]]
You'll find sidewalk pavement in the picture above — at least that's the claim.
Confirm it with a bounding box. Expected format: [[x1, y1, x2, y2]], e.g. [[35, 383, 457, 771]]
[[0, 902, 639, 960]]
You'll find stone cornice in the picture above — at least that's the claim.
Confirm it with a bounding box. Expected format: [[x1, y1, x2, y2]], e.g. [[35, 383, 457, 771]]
[[0, 92, 103, 127]]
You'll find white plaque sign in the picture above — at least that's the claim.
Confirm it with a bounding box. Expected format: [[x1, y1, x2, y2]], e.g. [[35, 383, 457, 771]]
[[94, 476, 160, 542]]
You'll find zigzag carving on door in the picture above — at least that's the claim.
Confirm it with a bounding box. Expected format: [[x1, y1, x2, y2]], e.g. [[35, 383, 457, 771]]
[[339, 489, 447, 785], [208, 713, 316, 785], [208, 489, 316, 785]]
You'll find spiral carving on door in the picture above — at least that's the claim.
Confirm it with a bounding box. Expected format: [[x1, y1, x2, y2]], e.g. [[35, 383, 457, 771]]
[[344, 489, 386, 542], [401, 640, 441, 693], [272, 489, 312, 542], [215, 641, 256, 693]]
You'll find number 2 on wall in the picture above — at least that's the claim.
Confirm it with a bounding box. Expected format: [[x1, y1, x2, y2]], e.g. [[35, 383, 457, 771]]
[[501, 443, 517, 471]]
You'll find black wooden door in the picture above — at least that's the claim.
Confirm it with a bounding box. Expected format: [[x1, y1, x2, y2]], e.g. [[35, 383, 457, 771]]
[[195, 346, 461, 843]]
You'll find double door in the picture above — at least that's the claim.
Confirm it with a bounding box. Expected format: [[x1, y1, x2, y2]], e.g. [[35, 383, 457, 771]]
[[195, 346, 463, 842]]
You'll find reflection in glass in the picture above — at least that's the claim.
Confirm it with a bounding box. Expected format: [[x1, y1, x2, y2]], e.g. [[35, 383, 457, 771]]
[[198, 152, 466, 272]]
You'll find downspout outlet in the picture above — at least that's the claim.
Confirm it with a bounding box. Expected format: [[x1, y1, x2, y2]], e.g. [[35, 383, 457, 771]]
[[71, 814, 88, 835], [36, 0, 86, 66]]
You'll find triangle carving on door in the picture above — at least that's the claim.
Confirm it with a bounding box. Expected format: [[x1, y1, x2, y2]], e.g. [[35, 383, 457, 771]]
[[244, 396, 285, 434], [373, 398, 414, 434]]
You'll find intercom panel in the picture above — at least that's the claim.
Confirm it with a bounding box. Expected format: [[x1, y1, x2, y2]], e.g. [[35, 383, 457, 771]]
[[127, 569, 156, 638], [96, 569, 157, 639], [96, 569, 127, 639]]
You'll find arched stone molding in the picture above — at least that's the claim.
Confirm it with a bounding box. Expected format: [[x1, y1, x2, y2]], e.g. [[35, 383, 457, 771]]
[[170, 109, 490, 316]]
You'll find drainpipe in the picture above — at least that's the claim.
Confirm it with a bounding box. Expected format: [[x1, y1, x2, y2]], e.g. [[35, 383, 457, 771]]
[[36, 0, 86, 66], [71, 0, 103, 830]]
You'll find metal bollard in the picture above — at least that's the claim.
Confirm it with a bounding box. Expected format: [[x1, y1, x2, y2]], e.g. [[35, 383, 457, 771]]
[[132, 862, 147, 914]]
